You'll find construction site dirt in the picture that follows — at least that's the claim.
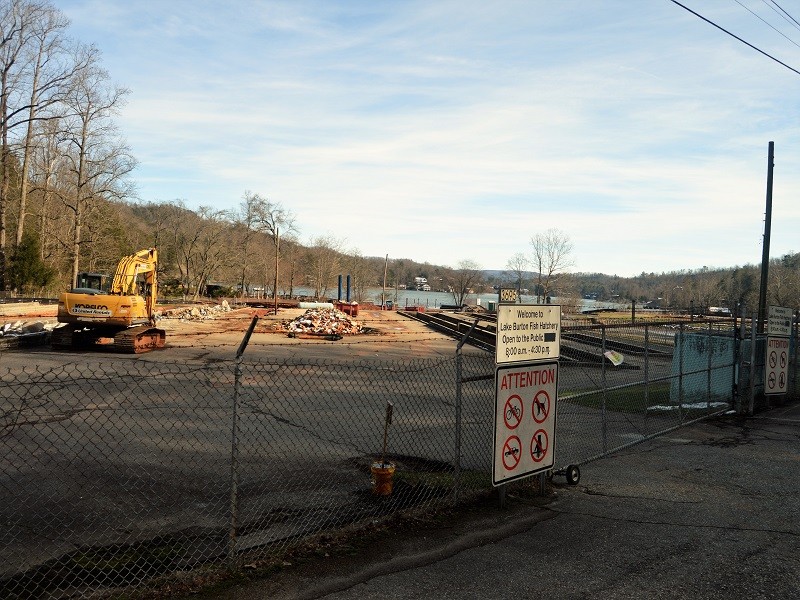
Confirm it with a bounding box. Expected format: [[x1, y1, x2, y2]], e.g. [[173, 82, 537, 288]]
[[0, 303, 477, 368]]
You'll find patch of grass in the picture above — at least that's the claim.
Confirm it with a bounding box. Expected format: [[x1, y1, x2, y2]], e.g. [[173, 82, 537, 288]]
[[561, 383, 670, 413], [396, 469, 489, 490]]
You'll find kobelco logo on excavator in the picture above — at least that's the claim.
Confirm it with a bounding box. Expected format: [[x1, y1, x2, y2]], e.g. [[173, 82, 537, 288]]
[[74, 303, 109, 310]]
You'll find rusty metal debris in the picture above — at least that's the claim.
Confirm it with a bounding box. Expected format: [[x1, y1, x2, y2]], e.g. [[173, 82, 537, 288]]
[[285, 308, 363, 336]]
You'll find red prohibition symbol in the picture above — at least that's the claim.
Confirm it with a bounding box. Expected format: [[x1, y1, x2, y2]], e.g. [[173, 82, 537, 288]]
[[504, 394, 524, 430], [769, 351, 777, 369], [532, 390, 550, 424], [768, 372, 777, 389], [502, 435, 522, 470], [780, 352, 787, 369], [530, 429, 549, 462]]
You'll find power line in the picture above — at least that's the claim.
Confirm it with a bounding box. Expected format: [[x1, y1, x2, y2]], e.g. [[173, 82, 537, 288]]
[[670, 0, 800, 77], [767, 0, 800, 32], [737, 0, 800, 50]]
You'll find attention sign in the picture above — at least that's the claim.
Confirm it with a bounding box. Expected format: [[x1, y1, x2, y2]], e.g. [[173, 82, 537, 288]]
[[493, 361, 558, 486], [765, 336, 790, 396]]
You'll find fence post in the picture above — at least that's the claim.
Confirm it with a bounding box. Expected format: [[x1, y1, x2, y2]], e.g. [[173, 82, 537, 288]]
[[601, 324, 607, 453], [678, 323, 684, 422], [228, 357, 242, 569], [733, 307, 741, 413], [644, 323, 650, 435], [454, 319, 478, 505], [454, 347, 463, 505], [794, 310, 799, 399], [707, 322, 713, 412], [735, 306, 748, 414], [748, 312, 757, 415], [228, 316, 259, 570]]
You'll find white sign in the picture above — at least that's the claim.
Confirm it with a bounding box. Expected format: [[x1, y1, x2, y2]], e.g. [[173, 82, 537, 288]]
[[496, 304, 561, 364], [765, 336, 790, 396], [768, 305, 793, 337], [493, 361, 558, 486]]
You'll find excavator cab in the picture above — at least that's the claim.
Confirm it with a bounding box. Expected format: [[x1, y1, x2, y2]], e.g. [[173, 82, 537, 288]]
[[73, 272, 111, 294]]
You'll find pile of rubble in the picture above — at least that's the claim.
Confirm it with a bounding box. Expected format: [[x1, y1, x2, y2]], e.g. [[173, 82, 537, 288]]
[[0, 320, 56, 336], [0, 320, 54, 349], [157, 300, 232, 321], [285, 308, 363, 335]]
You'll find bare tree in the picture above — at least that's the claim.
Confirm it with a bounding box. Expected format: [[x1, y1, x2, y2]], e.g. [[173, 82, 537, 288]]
[[236, 191, 296, 301], [187, 207, 229, 300], [343, 249, 378, 303], [446, 259, 483, 306], [530, 228, 573, 303], [60, 60, 135, 287], [15, 12, 93, 248], [0, 0, 47, 286], [307, 234, 344, 299], [770, 253, 800, 309], [505, 251, 529, 301]]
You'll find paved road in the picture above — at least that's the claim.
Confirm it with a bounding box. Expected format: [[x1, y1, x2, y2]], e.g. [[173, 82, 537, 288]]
[[215, 401, 800, 600]]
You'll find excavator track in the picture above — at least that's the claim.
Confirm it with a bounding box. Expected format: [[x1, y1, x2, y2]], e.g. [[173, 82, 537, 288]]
[[113, 325, 166, 354], [49, 324, 76, 350], [50, 324, 165, 353]]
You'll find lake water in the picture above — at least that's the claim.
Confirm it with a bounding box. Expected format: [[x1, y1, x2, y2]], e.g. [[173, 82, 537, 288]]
[[294, 286, 625, 312]]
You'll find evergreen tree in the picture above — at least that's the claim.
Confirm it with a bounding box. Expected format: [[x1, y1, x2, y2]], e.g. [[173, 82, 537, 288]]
[[8, 233, 54, 294]]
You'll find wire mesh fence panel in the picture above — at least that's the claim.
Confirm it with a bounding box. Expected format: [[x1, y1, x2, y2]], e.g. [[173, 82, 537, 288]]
[[0, 360, 232, 599], [0, 316, 751, 599], [231, 355, 464, 565], [458, 351, 496, 475], [556, 321, 737, 467]]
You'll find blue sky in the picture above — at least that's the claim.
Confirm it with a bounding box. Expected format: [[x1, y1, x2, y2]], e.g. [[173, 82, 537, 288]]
[[57, 1, 800, 276]]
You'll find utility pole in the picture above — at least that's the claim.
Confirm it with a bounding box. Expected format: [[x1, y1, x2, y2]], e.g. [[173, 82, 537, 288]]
[[757, 141, 774, 334], [382, 254, 388, 308], [274, 227, 279, 315]]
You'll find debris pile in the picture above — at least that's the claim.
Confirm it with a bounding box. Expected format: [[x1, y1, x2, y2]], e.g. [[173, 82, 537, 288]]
[[0, 320, 54, 349], [0, 320, 56, 336], [285, 308, 363, 335], [157, 300, 232, 321]]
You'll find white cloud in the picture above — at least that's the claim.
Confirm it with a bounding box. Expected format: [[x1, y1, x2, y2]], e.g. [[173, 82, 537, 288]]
[[58, 0, 800, 275]]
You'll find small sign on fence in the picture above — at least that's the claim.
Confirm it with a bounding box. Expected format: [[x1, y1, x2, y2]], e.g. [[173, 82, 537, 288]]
[[495, 304, 561, 365]]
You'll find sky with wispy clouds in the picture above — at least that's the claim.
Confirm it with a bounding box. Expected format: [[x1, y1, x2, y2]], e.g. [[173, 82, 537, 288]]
[[58, 0, 800, 276]]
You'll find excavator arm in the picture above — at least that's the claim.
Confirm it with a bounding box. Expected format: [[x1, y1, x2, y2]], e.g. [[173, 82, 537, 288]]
[[110, 248, 159, 325]]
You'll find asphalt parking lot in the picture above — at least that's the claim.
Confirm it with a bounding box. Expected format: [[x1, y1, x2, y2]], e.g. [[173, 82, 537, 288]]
[[214, 401, 800, 600]]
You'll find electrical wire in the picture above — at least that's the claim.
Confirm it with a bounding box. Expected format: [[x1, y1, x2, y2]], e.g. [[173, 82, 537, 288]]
[[736, 0, 800, 49], [767, 0, 800, 32], [669, 0, 800, 76]]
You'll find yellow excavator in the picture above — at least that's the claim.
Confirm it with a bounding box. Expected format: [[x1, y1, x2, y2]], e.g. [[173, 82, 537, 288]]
[[51, 248, 166, 353]]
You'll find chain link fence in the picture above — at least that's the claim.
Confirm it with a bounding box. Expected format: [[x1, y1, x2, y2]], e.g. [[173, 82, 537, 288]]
[[1, 317, 797, 598]]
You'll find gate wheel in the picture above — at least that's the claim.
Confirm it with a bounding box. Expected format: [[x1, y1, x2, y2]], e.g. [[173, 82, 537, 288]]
[[565, 464, 581, 485]]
